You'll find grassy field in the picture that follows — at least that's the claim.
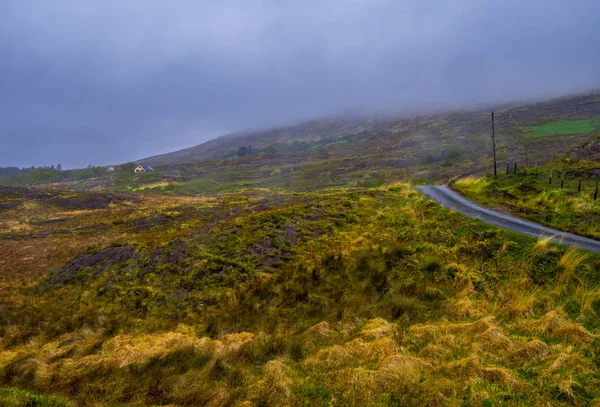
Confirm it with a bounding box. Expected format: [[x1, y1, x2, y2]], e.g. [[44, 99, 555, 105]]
[[2, 184, 600, 406], [526, 119, 600, 138]]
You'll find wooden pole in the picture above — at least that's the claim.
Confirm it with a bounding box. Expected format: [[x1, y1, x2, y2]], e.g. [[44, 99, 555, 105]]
[[549, 172, 552, 185], [513, 162, 517, 174], [535, 164, 538, 178], [561, 175, 564, 189], [491, 112, 497, 176], [594, 182, 598, 201], [506, 161, 509, 174], [578, 179, 582, 193]]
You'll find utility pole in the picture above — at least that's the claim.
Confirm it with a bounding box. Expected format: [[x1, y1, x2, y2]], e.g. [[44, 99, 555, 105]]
[[491, 112, 497, 176]]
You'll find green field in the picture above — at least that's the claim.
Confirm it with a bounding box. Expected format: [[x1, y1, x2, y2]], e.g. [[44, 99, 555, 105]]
[[526, 119, 600, 137]]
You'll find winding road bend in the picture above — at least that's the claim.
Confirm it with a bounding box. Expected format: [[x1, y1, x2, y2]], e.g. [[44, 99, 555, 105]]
[[418, 185, 600, 253]]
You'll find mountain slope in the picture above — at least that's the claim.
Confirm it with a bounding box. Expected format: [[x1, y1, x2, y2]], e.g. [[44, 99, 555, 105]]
[[138, 93, 600, 167]]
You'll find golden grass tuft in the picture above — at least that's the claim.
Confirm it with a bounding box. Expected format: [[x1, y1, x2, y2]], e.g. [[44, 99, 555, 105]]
[[558, 247, 588, 285], [481, 366, 521, 387], [418, 343, 453, 360], [445, 297, 487, 319], [357, 318, 393, 340], [441, 355, 481, 376], [474, 326, 514, 352], [533, 234, 557, 252], [557, 377, 576, 401], [247, 360, 292, 406], [530, 310, 594, 343], [552, 323, 594, 344], [509, 340, 549, 363], [304, 345, 350, 370], [433, 334, 458, 348], [447, 316, 497, 336], [302, 321, 340, 346], [376, 354, 427, 385], [408, 323, 439, 342], [347, 337, 398, 363], [535, 309, 567, 333], [220, 332, 255, 355], [339, 367, 378, 406], [500, 285, 538, 319], [545, 350, 593, 374]]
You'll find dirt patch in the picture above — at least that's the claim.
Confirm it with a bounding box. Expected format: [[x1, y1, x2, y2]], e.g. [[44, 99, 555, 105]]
[[129, 213, 173, 231], [0, 186, 141, 210], [51, 246, 136, 285], [249, 237, 275, 258], [0, 201, 20, 211], [282, 224, 299, 245], [51, 194, 134, 210], [250, 196, 289, 212]]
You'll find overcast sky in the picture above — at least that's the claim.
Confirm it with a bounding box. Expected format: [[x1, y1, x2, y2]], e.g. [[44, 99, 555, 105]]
[[1, 0, 599, 168]]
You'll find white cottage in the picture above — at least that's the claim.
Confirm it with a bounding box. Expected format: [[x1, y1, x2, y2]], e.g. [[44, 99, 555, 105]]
[[134, 165, 154, 173]]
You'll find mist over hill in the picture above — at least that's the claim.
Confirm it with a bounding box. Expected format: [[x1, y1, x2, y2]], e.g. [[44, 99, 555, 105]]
[[138, 92, 600, 167]]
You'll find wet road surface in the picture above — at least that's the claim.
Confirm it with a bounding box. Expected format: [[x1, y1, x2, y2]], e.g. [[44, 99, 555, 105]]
[[418, 185, 600, 253]]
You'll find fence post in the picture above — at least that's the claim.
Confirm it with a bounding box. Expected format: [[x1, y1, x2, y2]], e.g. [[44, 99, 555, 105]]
[[549, 172, 552, 185], [595, 182, 598, 201], [513, 162, 517, 174], [506, 161, 509, 174], [578, 179, 582, 193], [561, 175, 564, 189], [535, 164, 538, 178]]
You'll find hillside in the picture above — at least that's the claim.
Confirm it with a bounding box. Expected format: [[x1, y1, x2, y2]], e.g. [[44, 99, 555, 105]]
[[138, 93, 600, 167], [3, 93, 599, 197], [2, 183, 600, 406]]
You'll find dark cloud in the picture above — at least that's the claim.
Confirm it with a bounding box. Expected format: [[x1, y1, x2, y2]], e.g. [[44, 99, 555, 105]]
[[1, 0, 599, 168]]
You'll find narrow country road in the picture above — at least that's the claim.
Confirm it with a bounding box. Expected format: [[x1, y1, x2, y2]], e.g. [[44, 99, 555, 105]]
[[418, 185, 600, 253]]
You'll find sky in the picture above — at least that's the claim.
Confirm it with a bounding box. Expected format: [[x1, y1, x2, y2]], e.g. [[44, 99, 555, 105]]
[[1, 0, 599, 168]]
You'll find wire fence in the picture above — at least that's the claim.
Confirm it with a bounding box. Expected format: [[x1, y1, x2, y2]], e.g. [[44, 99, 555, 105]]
[[497, 161, 599, 200]]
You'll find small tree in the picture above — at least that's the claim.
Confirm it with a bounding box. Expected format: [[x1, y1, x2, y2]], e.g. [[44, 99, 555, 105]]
[[57, 163, 62, 171], [237, 146, 248, 157]]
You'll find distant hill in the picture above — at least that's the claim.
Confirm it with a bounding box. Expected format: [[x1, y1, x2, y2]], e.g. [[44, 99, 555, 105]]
[[138, 116, 369, 166], [138, 92, 600, 167]]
